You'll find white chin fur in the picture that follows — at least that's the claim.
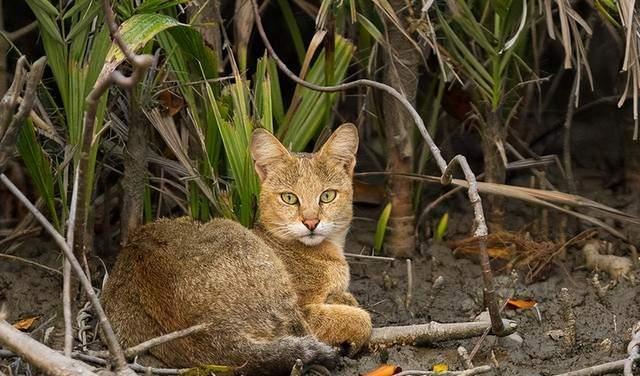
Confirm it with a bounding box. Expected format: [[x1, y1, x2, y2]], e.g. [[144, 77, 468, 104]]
[[298, 235, 325, 246]]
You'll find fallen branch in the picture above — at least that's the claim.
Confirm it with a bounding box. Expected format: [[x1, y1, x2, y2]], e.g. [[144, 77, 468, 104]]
[[368, 320, 517, 351], [248, 0, 506, 336], [0, 317, 97, 376], [553, 359, 633, 376], [392, 365, 492, 376]]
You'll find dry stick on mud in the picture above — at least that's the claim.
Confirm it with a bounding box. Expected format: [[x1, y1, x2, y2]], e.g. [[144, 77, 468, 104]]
[[248, 0, 506, 337], [367, 319, 516, 350], [0, 316, 97, 376]]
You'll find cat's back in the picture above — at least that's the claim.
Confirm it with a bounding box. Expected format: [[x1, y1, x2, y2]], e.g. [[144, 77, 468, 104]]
[[106, 217, 289, 307], [102, 216, 306, 366]]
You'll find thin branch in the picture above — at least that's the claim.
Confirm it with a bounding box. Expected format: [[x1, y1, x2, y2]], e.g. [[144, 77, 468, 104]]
[[72, 354, 191, 375], [0, 57, 46, 172], [64, 170, 80, 357], [553, 358, 635, 376], [0, 253, 62, 276], [0, 174, 132, 375], [6, 21, 38, 41], [344, 253, 395, 261], [89, 323, 210, 359], [248, 0, 505, 335]]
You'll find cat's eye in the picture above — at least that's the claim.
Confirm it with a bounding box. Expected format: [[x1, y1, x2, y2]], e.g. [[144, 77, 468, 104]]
[[280, 192, 299, 205], [319, 190, 337, 203]]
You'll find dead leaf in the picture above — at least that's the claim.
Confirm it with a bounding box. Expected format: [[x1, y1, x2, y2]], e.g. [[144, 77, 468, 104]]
[[158, 90, 185, 117], [359, 364, 402, 376], [433, 363, 448, 373], [13, 316, 39, 331], [506, 298, 537, 309]]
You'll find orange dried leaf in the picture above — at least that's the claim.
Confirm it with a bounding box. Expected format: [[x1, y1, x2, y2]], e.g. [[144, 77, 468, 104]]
[[506, 298, 537, 309], [158, 90, 185, 117], [433, 363, 449, 373], [359, 364, 402, 376], [13, 316, 38, 331]]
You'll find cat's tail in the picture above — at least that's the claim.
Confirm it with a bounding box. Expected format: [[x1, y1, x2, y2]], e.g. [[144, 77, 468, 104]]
[[241, 335, 339, 375]]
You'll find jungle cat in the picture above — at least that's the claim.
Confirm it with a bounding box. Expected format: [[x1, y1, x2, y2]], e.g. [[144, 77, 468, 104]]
[[101, 123, 372, 375]]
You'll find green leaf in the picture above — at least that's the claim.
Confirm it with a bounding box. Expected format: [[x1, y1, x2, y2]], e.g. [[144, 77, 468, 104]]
[[434, 212, 449, 242], [66, 2, 101, 42], [374, 203, 392, 254], [136, 0, 191, 14], [276, 0, 306, 65], [356, 12, 384, 45], [25, 0, 64, 45], [63, 0, 92, 20], [27, 0, 59, 16], [98, 14, 184, 82], [17, 119, 60, 229], [281, 35, 355, 151]]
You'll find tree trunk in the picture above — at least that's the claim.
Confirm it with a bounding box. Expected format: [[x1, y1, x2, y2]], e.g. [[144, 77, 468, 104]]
[[481, 109, 506, 231], [120, 89, 148, 245], [382, 0, 420, 258]]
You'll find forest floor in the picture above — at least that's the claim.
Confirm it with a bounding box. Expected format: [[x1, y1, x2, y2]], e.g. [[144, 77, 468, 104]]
[[1, 177, 639, 376]]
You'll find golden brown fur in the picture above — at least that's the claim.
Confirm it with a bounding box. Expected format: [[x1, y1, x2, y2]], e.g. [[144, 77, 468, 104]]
[[101, 124, 371, 375]]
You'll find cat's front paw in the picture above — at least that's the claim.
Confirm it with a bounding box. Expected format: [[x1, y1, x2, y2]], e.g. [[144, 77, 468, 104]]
[[303, 304, 372, 356], [325, 291, 359, 306]]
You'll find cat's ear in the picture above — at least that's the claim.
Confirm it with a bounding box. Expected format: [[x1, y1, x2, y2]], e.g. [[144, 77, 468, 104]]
[[317, 123, 359, 175], [251, 128, 291, 181]]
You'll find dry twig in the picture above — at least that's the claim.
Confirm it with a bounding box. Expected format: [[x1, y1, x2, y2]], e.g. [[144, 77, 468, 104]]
[[368, 319, 516, 351], [0, 56, 46, 172], [89, 323, 210, 359], [0, 318, 96, 376]]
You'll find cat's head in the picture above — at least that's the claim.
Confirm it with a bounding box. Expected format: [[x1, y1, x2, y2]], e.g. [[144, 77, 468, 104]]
[[250, 124, 358, 247]]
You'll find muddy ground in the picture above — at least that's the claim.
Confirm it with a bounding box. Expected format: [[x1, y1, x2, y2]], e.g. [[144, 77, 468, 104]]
[[1, 185, 639, 376]]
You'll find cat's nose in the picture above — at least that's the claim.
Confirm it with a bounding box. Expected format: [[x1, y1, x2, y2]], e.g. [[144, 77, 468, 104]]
[[302, 218, 320, 231]]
